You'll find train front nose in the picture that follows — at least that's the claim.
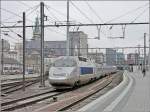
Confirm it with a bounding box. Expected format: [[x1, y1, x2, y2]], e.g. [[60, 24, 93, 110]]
[[49, 67, 75, 88], [49, 74, 70, 86]]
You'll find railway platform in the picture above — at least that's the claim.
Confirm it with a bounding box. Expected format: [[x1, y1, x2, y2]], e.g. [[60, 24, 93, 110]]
[[79, 70, 150, 112]]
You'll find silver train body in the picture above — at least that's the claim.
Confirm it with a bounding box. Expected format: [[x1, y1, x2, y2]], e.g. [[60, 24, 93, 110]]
[[49, 56, 117, 89]]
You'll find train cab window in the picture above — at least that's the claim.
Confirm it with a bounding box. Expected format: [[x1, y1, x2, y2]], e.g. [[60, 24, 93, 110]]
[[78, 57, 87, 62], [53, 58, 77, 67]]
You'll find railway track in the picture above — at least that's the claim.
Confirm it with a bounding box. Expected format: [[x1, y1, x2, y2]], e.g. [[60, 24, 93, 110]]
[[1, 79, 40, 95], [59, 77, 112, 111], [59, 72, 122, 111], [1, 72, 122, 112], [1, 89, 68, 111], [33, 72, 122, 112]]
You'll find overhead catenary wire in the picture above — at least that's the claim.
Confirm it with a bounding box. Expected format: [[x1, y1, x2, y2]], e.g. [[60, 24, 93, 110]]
[[1, 23, 23, 38], [1, 22, 149, 29], [46, 16, 67, 34], [45, 4, 81, 34], [131, 7, 149, 23], [45, 5, 60, 22], [45, 5, 69, 33], [85, 1, 109, 38], [46, 27, 66, 36], [70, 1, 94, 24], [26, 4, 40, 17], [106, 4, 149, 39], [17, 1, 33, 9], [45, 5, 69, 34], [1, 8, 33, 23], [108, 6, 148, 38], [1, 33, 20, 42], [46, 17, 56, 24], [45, 4, 66, 17], [106, 3, 149, 23], [85, 1, 104, 24], [71, 1, 108, 37], [45, 4, 79, 23], [2, 4, 39, 23]]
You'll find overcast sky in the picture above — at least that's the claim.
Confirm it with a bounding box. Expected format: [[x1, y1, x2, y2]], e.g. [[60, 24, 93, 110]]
[[1, 1, 149, 54]]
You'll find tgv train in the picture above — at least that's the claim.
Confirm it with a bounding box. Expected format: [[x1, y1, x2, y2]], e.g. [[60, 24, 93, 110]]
[[49, 56, 117, 89]]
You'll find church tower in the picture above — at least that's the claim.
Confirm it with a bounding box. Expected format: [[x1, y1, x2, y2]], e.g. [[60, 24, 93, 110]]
[[32, 17, 40, 40]]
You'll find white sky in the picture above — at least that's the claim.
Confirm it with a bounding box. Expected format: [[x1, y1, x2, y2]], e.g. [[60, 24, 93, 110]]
[[1, 1, 149, 53]]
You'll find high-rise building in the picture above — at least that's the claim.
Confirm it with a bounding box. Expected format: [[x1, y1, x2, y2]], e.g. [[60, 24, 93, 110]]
[[116, 52, 125, 65], [106, 48, 116, 65]]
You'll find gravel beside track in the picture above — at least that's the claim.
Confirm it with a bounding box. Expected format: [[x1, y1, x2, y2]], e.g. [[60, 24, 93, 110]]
[[1, 89, 69, 111], [1, 79, 39, 95]]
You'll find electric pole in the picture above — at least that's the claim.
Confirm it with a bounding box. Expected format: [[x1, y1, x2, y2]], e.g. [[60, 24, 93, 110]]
[[87, 44, 88, 58], [149, 0, 150, 70], [66, 0, 70, 56], [23, 12, 26, 91], [1, 39, 4, 75], [122, 48, 125, 70], [144, 33, 146, 75], [78, 34, 80, 57], [96, 49, 98, 63], [40, 2, 45, 87], [138, 44, 140, 70]]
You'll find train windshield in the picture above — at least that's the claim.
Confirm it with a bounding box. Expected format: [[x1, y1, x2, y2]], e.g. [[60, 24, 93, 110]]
[[53, 57, 77, 67]]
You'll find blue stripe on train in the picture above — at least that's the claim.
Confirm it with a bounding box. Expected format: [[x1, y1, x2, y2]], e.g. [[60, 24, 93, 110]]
[[80, 67, 93, 75]]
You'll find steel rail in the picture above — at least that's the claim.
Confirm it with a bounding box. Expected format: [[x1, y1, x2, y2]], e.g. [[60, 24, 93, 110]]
[[58, 72, 121, 111], [1, 90, 55, 106], [58, 77, 113, 111], [1, 80, 39, 94], [1, 92, 64, 111]]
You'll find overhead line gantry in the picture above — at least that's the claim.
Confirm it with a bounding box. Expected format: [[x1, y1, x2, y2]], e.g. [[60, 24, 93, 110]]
[[1, 22, 149, 29]]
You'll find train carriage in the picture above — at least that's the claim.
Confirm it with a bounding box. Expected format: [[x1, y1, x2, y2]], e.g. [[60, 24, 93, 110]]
[[49, 56, 117, 89]]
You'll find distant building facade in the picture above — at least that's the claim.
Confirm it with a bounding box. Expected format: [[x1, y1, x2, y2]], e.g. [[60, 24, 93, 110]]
[[116, 52, 125, 65], [14, 43, 23, 63], [2, 58, 22, 75], [13, 17, 89, 73], [69, 31, 88, 57], [127, 53, 139, 65], [8, 51, 18, 60], [26, 40, 67, 57], [0, 39, 22, 75], [106, 48, 116, 65], [88, 52, 104, 64], [0, 39, 10, 58]]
